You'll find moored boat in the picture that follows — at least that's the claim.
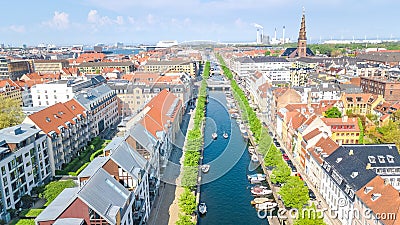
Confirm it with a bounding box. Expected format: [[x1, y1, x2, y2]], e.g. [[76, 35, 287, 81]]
[[251, 197, 274, 205], [251, 154, 259, 163], [251, 187, 273, 196], [212, 132, 218, 140], [201, 164, 210, 173], [255, 202, 278, 210], [247, 173, 266, 180], [198, 202, 207, 214], [223, 132, 228, 139]]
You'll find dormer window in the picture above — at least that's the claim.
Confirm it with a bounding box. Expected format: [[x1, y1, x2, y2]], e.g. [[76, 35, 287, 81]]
[[378, 155, 385, 163], [350, 172, 359, 178], [368, 156, 376, 163], [45, 117, 51, 122], [364, 186, 373, 194], [371, 193, 381, 201], [336, 158, 343, 163], [387, 155, 395, 163]]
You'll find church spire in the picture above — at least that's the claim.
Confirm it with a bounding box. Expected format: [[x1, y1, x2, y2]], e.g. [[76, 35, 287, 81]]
[[298, 7, 307, 41]]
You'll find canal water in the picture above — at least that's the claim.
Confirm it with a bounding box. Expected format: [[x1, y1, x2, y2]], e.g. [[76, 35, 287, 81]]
[[198, 91, 269, 225]]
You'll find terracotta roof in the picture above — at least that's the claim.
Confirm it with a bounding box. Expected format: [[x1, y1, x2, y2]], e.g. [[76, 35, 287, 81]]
[[141, 90, 181, 137], [21, 72, 61, 82], [64, 99, 87, 118], [309, 136, 339, 164], [303, 128, 322, 141], [286, 111, 307, 130], [75, 53, 105, 64], [356, 176, 400, 225], [321, 117, 360, 132], [27, 103, 77, 135], [0, 79, 21, 89], [342, 93, 380, 105]]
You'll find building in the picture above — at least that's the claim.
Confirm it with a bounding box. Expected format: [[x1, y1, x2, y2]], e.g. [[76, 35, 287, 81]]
[[24, 100, 89, 173], [0, 57, 8, 80], [7, 60, 33, 81], [339, 93, 384, 116], [0, 124, 51, 222], [74, 84, 119, 138], [320, 144, 400, 224], [35, 169, 135, 225], [109, 72, 192, 117], [360, 76, 400, 102], [321, 116, 361, 145], [141, 60, 197, 77], [78, 61, 135, 74], [31, 79, 93, 107], [33, 60, 69, 73], [281, 10, 314, 58], [231, 56, 291, 79], [0, 79, 22, 106]]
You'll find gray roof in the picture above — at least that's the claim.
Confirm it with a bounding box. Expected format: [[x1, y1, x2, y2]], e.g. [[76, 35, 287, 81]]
[[78, 61, 134, 67], [129, 123, 158, 154], [236, 56, 288, 63], [36, 187, 79, 222], [78, 156, 108, 178], [0, 124, 41, 143], [53, 218, 85, 225], [78, 168, 130, 225], [144, 60, 191, 65], [74, 84, 114, 109], [109, 141, 148, 180]]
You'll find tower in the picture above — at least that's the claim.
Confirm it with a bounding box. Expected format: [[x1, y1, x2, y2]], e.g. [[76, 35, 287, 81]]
[[297, 8, 307, 57]]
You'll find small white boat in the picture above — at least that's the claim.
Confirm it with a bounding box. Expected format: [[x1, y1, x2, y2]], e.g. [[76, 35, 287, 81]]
[[198, 202, 207, 214], [239, 124, 247, 134], [212, 132, 217, 140], [231, 113, 239, 119], [201, 164, 210, 173], [223, 132, 228, 139], [251, 154, 259, 163], [255, 202, 278, 210], [247, 174, 266, 180], [251, 187, 273, 196], [251, 197, 274, 205], [248, 146, 255, 154], [251, 185, 269, 190]]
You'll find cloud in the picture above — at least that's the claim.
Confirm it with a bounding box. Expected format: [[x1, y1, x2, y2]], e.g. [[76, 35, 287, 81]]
[[9, 25, 25, 33], [44, 11, 70, 30], [87, 10, 125, 26], [128, 16, 135, 24], [147, 14, 156, 25]]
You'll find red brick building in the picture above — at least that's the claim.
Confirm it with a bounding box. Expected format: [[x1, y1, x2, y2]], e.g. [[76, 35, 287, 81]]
[[360, 76, 400, 102]]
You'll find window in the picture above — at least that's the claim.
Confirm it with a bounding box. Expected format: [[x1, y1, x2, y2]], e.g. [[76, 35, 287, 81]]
[[387, 155, 395, 163], [378, 155, 385, 163], [368, 156, 376, 163]]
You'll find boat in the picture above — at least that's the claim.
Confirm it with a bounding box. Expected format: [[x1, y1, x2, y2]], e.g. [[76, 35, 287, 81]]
[[248, 146, 255, 154], [247, 174, 266, 180], [198, 202, 207, 214], [255, 202, 278, 210], [231, 113, 239, 119], [251, 154, 259, 163], [201, 164, 210, 173], [242, 131, 249, 139], [251, 185, 269, 190], [251, 197, 274, 205], [239, 124, 247, 134], [212, 132, 217, 140], [223, 132, 228, 139], [251, 187, 273, 196]]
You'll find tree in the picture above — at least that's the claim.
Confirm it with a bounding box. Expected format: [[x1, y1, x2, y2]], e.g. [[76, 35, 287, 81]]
[[264, 145, 281, 167], [324, 107, 342, 118], [265, 51, 271, 56], [0, 95, 24, 129], [294, 204, 326, 225], [279, 176, 309, 209], [40, 180, 76, 206], [178, 188, 197, 215], [176, 214, 195, 225], [271, 161, 291, 184]]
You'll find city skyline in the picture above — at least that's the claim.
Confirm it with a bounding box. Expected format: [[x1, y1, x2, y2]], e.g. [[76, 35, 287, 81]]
[[1, 0, 400, 46]]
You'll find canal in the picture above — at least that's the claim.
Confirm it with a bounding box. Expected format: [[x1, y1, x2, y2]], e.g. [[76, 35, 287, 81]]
[[198, 91, 269, 225]]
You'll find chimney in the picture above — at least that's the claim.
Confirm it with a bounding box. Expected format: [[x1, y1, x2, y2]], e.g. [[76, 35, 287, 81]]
[[349, 149, 354, 156]]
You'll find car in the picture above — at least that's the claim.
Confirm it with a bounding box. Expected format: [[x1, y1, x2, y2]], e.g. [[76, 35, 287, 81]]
[[308, 189, 316, 200], [273, 138, 277, 142], [275, 142, 281, 147], [290, 166, 297, 173], [280, 148, 285, 154], [268, 131, 273, 136], [282, 154, 289, 161], [286, 160, 293, 165], [295, 173, 303, 180]]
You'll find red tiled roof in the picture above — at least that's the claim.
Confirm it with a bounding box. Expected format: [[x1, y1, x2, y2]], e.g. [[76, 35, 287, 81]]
[[303, 128, 322, 141], [321, 117, 360, 132], [27, 103, 77, 135], [64, 99, 87, 118], [141, 90, 181, 137], [356, 176, 400, 225]]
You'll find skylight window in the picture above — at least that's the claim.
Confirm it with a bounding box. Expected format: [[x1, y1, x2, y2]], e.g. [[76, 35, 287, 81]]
[[350, 172, 359, 178], [378, 156, 385, 163], [387, 155, 395, 163], [371, 193, 381, 201], [368, 156, 376, 163], [336, 158, 343, 163], [364, 187, 373, 194], [45, 117, 51, 122]]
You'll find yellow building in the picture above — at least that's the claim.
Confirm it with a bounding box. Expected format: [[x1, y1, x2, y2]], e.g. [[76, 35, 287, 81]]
[[0, 79, 22, 106], [141, 60, 196, 77], [339, 93, 384, 116], [322, 117, 360, 145]]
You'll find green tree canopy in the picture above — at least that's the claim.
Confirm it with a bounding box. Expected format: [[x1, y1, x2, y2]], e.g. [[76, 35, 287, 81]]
[[324, 107, 342, 118], [279, 176, 309, 209], [271, 161, 291, 184], [294, 204, 326, 225], [178, 188, 197, 215], [0, 95, 24, 129]]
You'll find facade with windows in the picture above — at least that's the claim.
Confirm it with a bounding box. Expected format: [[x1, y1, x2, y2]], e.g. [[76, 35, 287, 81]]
[[0, 124, 51, 222]]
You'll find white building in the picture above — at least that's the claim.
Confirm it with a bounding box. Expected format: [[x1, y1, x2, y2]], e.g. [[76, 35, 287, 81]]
[[231, 56, 291, 80], [0, 124, 51, 222]]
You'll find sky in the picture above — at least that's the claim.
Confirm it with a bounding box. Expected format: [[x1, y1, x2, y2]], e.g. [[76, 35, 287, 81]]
[[1, 0, 400, 46]]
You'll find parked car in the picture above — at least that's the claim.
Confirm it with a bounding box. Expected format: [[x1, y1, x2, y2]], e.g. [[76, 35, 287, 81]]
[[295, 173, 303, 180], [282, 154, 289, 161], [308, 189, 316, 200], [275, 142, 281, 147], [280, 148, 285, 154]]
